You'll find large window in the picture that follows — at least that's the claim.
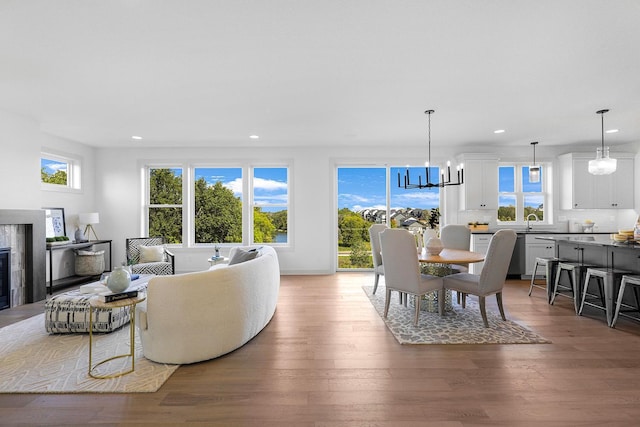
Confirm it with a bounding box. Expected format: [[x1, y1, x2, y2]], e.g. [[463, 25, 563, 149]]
[[498, 164, 546, 223], [146, 164, 289, 247], [253, 167, 288, 244], [148, 167, 183, 244], [337, 166, 441, 270], [194, 167, 243, 244], [41, 152, 81, 190]]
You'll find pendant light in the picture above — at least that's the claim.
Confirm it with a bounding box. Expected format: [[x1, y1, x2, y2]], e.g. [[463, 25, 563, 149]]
[[529, 141, 540, 183], [588, 109, 617, 175], [398, 110, 464, 189]]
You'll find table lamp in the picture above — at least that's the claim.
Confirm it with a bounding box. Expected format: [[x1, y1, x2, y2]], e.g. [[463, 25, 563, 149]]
[[79, 212, 100, 241]]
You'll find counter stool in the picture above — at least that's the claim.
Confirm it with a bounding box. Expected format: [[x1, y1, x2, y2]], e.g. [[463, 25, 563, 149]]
[[611, 274, 640, 328], [551, 262, 594, 314], [528, 257, 561, 303], [578, 267, 630, 327]]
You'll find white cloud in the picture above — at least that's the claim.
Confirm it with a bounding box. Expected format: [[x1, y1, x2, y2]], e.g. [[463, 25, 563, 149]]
[[253, 177, 287, 191]]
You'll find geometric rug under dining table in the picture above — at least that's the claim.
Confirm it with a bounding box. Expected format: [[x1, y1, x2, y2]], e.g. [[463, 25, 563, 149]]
[[0, 313, 179, 393], [363, 285, 551, 345]]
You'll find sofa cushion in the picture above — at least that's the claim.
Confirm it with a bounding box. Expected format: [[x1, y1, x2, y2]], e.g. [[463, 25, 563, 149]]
[[139, 245, 165, 263], [228, 247, 259, 265]]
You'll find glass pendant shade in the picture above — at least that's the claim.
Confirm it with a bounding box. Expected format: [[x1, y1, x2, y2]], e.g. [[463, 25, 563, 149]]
[[528, 165, 541, 183], [589, 109, 617, 175], [588, 146, 617, 175]]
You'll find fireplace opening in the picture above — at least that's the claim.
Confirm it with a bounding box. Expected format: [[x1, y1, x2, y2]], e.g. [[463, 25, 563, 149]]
[[0, 247, 10, 310]]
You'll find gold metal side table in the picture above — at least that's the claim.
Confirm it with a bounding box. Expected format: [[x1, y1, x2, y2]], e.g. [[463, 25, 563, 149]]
[[88, 293, 146, 379]]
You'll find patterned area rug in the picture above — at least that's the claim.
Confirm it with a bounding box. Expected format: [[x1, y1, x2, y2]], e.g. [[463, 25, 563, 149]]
[[363, 286, 551, 345], [0, 314, 179, 393]]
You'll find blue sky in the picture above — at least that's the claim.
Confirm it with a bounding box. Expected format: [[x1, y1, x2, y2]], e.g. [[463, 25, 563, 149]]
[[194, 167, 288, 212], [41, 158, 67, 174], [338, 167, 441, 211]]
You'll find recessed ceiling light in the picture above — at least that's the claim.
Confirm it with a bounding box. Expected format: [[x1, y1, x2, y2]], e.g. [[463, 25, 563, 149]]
[[249, 135, 259, 139], [605, 129, 619, 134], [494, 129, 505, 134], [131, 135, 143, 140]]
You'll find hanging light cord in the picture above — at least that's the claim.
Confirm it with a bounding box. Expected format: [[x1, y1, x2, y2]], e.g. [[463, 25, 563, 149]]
[[597, 109, 609, 151]]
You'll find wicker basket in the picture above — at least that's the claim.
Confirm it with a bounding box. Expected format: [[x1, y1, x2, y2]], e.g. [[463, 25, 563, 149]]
[[74, 250, 105, 276]]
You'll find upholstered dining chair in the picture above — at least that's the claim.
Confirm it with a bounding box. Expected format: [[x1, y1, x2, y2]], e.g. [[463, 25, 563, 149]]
[[368, 224, 388, 294], [379, 228, 444, 325], [126, 237, 175, 275], [442, 229, 517, 327]]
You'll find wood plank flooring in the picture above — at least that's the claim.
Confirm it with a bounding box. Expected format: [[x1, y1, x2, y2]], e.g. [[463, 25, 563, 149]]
[[2, 273, 640, 425]]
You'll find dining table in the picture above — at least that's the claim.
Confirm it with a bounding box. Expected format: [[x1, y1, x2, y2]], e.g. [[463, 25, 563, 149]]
[[416, 248, 485, 312]]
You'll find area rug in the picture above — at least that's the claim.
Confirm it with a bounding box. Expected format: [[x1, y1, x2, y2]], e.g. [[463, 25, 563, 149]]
[[0, 314, 179, 393], [363, 286, 551, 345]]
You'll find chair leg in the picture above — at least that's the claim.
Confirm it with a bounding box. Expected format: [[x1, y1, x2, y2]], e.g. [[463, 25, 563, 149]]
[[479, 296, 489, 327], [496, 292, 506, 321], [578, 271, 592, 316], [550, 267, 563, 305], [373, 273, 380, 294], [611, 279, 627, 328], [384, 288, 392, 319], [461, 293, 467, 308], [414, 295, 421, 326], [528, 261, 539, 296], [438, 289, 445, 316]]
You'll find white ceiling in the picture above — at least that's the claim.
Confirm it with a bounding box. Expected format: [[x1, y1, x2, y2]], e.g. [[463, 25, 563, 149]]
[[1, 0, 639, 151]]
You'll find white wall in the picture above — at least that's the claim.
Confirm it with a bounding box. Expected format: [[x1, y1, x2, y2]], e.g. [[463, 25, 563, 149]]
[[2, 107, 640, 276]]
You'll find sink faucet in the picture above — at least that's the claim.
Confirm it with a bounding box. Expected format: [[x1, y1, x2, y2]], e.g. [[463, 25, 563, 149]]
[[526, 213, 539, 231]]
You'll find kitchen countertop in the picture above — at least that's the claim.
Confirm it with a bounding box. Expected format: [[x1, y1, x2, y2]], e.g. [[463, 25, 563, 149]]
[[470, 230, 612, 235], [535, 234, 640, 249]]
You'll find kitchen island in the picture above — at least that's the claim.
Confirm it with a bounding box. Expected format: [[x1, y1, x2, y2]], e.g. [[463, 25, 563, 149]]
[[536, 234, 640, 324]]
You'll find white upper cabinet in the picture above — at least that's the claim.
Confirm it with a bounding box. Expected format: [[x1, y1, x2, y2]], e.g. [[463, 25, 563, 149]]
[[459, 158, 498, 210], [559, 153, 634, 209]]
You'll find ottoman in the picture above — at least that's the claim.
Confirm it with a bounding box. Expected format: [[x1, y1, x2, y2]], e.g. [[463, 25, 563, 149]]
[[45, 275, 152, 333]]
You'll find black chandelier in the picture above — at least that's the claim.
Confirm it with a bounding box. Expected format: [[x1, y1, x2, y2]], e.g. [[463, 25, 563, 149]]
[[397, 109, 464, 189]]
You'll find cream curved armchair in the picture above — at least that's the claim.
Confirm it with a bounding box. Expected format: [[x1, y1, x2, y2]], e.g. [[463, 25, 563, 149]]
[[442, 229, 517, 327], [368, 224, 387, 294], [379, 228, 444, 325]]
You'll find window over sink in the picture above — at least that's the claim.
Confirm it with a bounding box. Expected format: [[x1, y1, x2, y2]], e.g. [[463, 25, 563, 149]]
[[498, 163, 549, 225]]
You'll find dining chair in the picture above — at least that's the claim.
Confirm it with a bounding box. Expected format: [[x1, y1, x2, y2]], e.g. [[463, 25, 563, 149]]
[[442, 229, 517, 327], [368, 224, 388, 295], [440, 224, 471, 302], [379, 228, 444, 325]]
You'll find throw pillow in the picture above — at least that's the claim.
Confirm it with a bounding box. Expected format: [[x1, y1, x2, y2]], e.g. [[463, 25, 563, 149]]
[[139, 245, 165, 263], [228, 248, 259, 265]]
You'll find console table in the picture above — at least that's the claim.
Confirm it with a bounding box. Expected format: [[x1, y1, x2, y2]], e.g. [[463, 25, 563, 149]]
[[46, 240, 112, 294]]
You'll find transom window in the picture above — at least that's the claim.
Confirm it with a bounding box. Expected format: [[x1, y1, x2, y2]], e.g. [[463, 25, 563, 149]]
[[41, 152, 81, 191]]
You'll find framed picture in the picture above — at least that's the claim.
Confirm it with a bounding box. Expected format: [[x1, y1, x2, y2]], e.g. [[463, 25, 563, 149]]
[[44, 207, 66, 238]]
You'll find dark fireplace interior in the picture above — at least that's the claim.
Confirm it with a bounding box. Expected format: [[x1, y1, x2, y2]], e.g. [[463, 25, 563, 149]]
[[0, 248, 9, 310]]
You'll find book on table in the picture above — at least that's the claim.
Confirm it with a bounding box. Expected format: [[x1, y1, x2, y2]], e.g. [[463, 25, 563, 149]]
[[98, 289, 138, 303]]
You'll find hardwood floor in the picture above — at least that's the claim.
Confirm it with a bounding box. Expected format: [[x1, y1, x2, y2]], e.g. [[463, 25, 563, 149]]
[[2, 273, 640, 425]]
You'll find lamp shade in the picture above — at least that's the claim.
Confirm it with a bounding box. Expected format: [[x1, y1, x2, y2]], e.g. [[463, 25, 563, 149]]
[[588, 147, 617, 175], [528, 165, 541, 183], [79, 212, 100, 225]]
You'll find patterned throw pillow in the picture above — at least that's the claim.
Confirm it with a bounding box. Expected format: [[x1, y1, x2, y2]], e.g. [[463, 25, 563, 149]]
[[228, 248, 259, 265], [139, 245, 165, 263]]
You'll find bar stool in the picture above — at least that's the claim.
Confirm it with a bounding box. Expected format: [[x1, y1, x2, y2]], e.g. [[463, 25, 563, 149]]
[[551, 262, 594, 313], [528, 257, 561, 302], [611, 274, 640, 327], [578, 267, 630, 326]]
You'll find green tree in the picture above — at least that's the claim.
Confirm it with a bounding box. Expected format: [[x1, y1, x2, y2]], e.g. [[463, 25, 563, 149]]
[[350, 240, 371, 268], [338, 209, 369, 246], [149, 168, 183, 243], [41, 167, 67, 185], [254, 207, 276, 243], [270, 210, 288, 232], [195, 180, 242, 243]]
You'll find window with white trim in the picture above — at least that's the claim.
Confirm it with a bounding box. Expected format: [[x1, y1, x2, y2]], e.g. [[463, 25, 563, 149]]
[[41, 152, 81, 190], [498, 164, 548, 223]]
